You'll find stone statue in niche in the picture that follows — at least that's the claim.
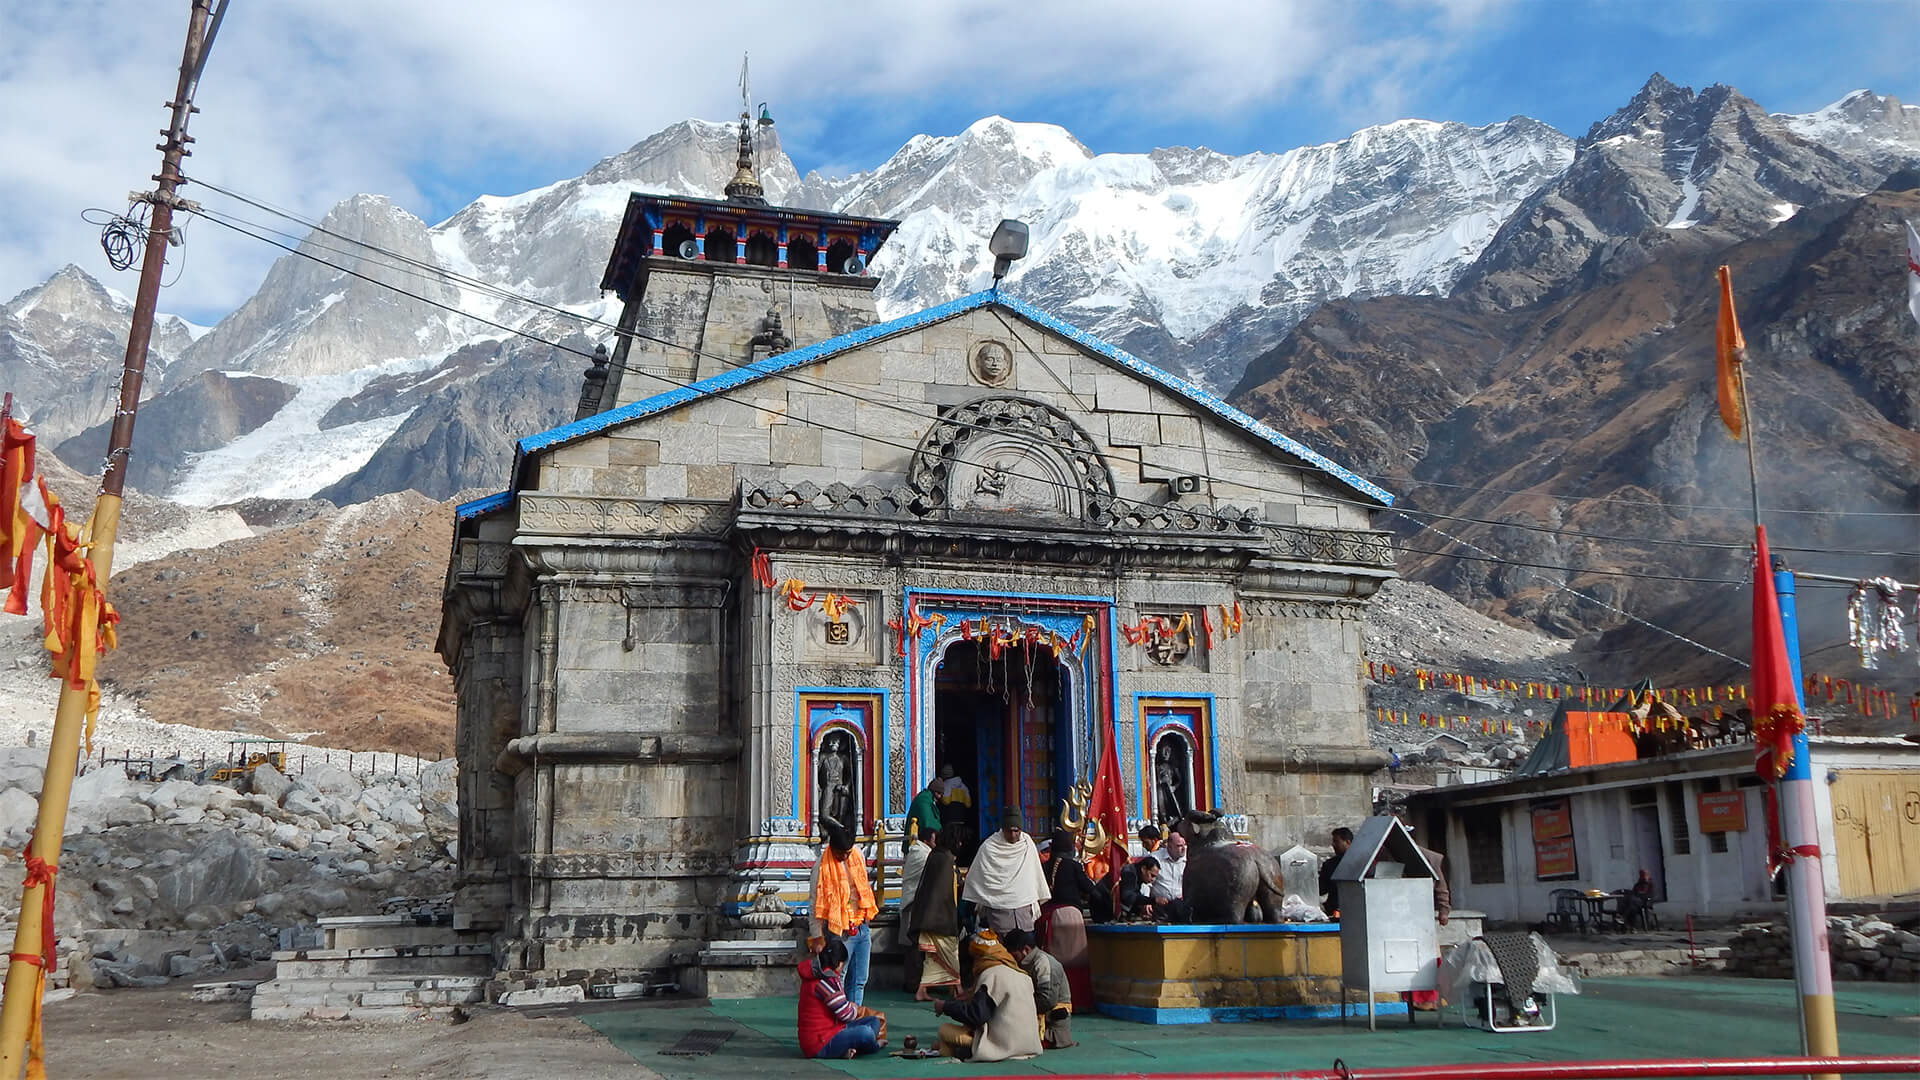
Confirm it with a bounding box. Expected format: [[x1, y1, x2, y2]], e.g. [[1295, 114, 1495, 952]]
[[817, 731, 857, 826], [1144, 622, 1191, 667], [971, 341, 1013, 386], [1154, 737, 1192, 822]]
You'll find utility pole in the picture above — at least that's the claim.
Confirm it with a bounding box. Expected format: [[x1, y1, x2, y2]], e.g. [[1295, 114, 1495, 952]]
[[0, 3, 223, 1073]]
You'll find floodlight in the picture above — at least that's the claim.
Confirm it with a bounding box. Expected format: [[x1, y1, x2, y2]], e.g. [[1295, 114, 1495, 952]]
[[989, 219, 1029, 284]]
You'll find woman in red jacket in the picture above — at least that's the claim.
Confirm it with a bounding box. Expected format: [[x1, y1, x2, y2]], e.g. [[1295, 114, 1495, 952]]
[[797, 936, 887, 1059]]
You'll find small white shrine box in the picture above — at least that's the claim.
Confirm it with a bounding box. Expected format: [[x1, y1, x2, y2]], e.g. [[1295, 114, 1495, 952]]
[[1330, 816, 1439, 1029]]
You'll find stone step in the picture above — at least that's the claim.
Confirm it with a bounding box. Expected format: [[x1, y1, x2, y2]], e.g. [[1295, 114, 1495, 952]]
[[249, 974, 486, 1020], [271, 953, 493, 980], [269, 942, 492, 979], [318, 915, 478, 950]]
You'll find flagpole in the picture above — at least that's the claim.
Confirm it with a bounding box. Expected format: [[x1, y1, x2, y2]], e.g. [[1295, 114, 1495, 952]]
[[1725, 264, 1838, 1075], [0, 3, 217, 1072], [1772, 566, 1839, 1077]]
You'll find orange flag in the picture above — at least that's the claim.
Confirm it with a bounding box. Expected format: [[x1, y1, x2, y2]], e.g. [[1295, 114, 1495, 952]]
[[1715, 265, 1746, 439]]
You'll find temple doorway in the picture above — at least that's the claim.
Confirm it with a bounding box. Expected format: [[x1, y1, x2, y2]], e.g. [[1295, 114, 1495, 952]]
[[932, 638, 1073, 853]]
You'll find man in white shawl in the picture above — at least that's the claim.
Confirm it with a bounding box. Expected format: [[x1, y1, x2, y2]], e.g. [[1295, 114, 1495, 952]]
[[962, 807, 1049, 934]]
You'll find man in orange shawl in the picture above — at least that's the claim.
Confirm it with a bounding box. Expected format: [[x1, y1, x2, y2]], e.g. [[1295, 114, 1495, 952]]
[[809, 815, 878, 1004]]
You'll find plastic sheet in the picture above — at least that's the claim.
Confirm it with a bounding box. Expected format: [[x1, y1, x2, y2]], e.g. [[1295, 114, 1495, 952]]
[[1440, 935, 1581, 998], [1280, 893, 1329, 922]]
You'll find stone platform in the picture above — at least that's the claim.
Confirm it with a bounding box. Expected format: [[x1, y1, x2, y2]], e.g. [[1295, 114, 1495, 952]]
[[250, 915, 492, 1021], [1089, 922, 1405, 1024]]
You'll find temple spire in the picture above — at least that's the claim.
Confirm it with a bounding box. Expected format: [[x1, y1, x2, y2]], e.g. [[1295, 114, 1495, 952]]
[[724, 113, 767, 205], [726, 53, 770, 205]]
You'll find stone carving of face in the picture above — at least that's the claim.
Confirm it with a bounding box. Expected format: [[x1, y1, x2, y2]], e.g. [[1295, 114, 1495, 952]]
[[972, 341, 1012, 385]]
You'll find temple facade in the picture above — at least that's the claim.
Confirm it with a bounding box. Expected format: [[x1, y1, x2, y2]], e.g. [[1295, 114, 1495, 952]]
[[437, 126, 1397, 979]]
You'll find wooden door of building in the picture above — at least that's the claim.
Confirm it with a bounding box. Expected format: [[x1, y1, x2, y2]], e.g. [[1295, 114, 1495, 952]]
[[1829, 769, 1920, 898]]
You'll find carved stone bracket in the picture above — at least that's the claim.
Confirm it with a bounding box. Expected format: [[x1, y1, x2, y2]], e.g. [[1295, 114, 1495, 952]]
[[495, 732, 742, 776], [1267, 525, 1396, 568], [1244, 743, 1391, 774], [519, 494, 734, 537], [521, 852, 734, 879], [1239, 598, 1369, 621]]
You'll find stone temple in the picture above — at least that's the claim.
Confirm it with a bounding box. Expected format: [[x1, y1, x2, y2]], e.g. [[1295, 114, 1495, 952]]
[[437, 122, 1396, 985]]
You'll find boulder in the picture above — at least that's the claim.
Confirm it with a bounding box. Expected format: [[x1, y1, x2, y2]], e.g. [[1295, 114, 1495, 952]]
[[151, 831, 268, 914], [382, 799, 425, 830], [299, 762, 362, 800], [282, 787, 333, 824], [249, 763, 293, 805], [0, 786, 41, 845], [0, 748, 48, 795], [300, 884, 349, 913], [101, 799, 156, 827], [419, 759, 457, 830], [254, 892, 286, 918]]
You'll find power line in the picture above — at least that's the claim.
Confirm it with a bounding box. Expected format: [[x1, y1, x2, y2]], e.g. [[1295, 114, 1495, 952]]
[[183, 181, 1920, 563], [1366, 472, 1920, 520]]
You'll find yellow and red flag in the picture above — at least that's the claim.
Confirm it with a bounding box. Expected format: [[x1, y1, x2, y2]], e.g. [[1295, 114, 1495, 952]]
[[0, 415, 40, 613], [1749, 526, 1802, 778], [1715, 265, 1746, 439]]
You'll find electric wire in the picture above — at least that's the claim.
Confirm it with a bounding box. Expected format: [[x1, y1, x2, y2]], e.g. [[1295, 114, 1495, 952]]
[[183, 199, 1899, 669], [1360, 471, 1920, 519], [180, 180, 1920, 562]]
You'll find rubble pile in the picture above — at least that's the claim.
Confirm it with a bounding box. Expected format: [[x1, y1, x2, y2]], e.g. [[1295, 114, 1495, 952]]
[[0, 748, 458, 990], [1726, 914, 1920, 982]]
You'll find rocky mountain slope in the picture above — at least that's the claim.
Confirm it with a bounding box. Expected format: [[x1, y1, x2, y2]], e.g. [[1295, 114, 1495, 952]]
[[1230, 81, 1920, 687], [101, 491, 458, 757], [1, 266, 202, 443]]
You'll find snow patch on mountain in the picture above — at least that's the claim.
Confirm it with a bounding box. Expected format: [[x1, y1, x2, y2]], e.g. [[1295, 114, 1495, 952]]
[[166, 355, 436, 506]]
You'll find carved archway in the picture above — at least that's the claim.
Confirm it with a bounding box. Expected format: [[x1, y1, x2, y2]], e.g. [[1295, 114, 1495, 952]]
[[907, 395, 1116, 526]]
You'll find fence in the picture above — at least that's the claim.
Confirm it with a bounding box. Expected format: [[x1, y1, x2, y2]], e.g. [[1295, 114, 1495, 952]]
[[80, 744, 434, 782]]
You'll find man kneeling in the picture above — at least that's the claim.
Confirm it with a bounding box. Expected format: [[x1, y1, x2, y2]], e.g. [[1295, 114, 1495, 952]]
[[932, 931, 1042, 1062], [1003, 928, 1074, 1049], [797, 936, 887, 1059]]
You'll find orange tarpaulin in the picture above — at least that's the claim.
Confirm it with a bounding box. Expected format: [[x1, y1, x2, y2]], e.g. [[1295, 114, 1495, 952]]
[[1564, 710, 1636, 768]]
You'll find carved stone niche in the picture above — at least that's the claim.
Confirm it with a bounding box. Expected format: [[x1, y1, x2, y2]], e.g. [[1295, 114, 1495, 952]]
[[792, 590, 882, 666], [908, 395, 1116, 526], [1137, 607, 1208, 671]]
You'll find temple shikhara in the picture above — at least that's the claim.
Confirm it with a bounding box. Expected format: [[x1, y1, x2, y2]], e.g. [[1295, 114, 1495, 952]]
[[436, 117, 1397, 983]]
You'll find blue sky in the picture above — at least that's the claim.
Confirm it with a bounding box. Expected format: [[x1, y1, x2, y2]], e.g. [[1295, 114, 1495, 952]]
[[3, 0, 1915, 324]]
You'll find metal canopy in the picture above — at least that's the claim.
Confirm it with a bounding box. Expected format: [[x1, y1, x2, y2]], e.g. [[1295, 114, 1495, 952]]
[[1329, 815, 1435, 881]]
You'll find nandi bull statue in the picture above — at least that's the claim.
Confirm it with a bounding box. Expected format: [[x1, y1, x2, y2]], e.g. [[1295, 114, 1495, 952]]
[[1170, 809, 1287, 924]]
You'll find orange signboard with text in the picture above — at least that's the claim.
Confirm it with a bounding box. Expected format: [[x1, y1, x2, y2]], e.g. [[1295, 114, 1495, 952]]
[[1697, 790, 1748, 833], [1531, 798, 1579, 879], [1564, 710, 1637, 769]]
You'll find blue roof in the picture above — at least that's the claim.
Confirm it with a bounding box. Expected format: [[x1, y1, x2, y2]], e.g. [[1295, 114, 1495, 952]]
[[512, 290, 1392, 506], [454, 490, 513, 521]]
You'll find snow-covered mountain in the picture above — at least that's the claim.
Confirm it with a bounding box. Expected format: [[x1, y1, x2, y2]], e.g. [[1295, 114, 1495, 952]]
[[2, 266, 203, 442], [6, 79, 1916, 507]]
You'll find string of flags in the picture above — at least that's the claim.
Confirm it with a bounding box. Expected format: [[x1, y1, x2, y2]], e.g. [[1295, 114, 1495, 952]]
[[1366, 661, 1920, 724], [749, 548, 862, 619], [0, 408, 120, 751], [1118, 603, 1244, 653]]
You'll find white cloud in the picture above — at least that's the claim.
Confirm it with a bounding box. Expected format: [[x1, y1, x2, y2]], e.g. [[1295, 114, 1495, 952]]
[[1, 0, 1509, 322]]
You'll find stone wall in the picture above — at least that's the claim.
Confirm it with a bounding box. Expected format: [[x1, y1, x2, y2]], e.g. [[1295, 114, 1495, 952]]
[[1726, 914, 1920, 982], [607, 261, 881, 404]]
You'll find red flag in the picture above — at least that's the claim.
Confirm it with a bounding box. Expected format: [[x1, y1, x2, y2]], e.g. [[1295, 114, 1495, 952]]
[[1750, 526, 1803, 778], [1084, 716, 1129, 889]]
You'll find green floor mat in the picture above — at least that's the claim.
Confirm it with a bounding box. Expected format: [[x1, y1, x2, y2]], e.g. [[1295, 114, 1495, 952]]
[[582, 976, 1920, 1080]]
